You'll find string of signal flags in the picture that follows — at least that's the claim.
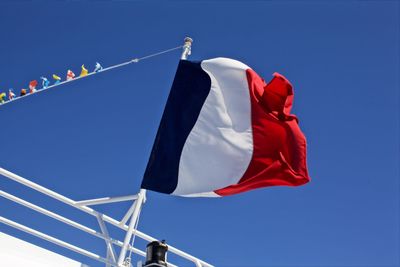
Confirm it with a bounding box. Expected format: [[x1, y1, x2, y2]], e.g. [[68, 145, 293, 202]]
[[0, 44, 184, 107], [0, 62, 103, 104], [0, 63, 103, 106]]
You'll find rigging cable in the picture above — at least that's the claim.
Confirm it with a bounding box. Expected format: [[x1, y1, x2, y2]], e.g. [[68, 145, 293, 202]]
[[0, 45, 184, 107]]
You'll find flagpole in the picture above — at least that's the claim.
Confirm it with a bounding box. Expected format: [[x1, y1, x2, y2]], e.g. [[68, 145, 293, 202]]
[[117, 37, 193, 267], [181, 37, 193, 60]]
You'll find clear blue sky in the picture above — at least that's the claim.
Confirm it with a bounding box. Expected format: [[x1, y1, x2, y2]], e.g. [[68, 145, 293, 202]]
[[1, 1, 399, 267]]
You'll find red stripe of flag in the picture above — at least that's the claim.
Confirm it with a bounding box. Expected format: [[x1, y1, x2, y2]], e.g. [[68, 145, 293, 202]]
[[215, 70, 310, 196]]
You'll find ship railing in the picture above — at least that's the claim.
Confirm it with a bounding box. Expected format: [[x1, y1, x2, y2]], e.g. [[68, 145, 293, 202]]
[[0, 167, 213, 267]]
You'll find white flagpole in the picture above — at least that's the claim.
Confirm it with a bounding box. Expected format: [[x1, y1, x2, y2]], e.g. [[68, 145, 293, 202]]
[[117, 37, 193, 267], [181, 37, 193, 60]]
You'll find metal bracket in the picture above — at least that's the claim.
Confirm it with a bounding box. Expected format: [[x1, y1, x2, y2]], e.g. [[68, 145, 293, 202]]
[[75, 195, 138, 206]]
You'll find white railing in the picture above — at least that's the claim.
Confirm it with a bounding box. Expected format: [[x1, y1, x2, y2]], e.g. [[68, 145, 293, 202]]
[[0, 167, 213, 267]]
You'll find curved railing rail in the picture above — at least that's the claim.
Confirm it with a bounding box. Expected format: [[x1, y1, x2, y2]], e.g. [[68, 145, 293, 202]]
[[0, 167, 213, 267]]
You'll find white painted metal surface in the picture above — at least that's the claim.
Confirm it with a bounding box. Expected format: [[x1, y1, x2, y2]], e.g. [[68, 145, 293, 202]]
[[0, 219, 110, 266], [75, 195, 138, 206], [181, 37, 193, 60], [0, 232, 87, 267], [117, 189, 146, 266], [0, 167, 212, 267], [0, 190, 146, 258], [96, 214, 117, 266]]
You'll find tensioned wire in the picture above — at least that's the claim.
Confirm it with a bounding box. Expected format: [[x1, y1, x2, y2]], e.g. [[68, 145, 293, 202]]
[[0, 45, 184, 107]]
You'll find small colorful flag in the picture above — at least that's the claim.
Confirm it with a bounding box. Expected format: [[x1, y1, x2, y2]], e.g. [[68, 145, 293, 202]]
[[20, 89, 27, 96], [8, 89, 15, 100], [80, 65, 88, 77], [53, 74, 61, 85], [40, 77, 50, 88], [66, 70, 75, 81], [29, 80, 38, 93], [0, 92, 6, 103], [94, 62, 103, 72]]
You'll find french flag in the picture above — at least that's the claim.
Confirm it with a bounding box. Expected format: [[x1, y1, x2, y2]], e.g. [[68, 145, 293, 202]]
[[142, 58, 310, 197]]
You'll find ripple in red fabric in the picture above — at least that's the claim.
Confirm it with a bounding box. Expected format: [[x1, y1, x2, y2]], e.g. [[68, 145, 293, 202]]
[[215, 70, 310, 196]]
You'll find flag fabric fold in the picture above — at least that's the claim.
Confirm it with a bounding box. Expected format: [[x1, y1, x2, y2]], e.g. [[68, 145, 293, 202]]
[[141, 57, 310, 197]]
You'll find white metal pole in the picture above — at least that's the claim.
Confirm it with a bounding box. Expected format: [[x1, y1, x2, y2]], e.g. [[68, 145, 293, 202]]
[[0, 167, 213, 266], [181, 37, 193, 60], [117, 188, 146, 266], [118, 37, 193, 266], [1, 168, 212, 267], [0, 190, 146, 258], [120, 200, 137, 226], [75, 194, 138, 206], [96, 214, 117, 265]]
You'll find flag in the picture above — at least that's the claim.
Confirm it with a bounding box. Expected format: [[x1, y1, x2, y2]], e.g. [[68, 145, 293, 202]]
[[80, 65, 88, 77], [94, 62, 103, 72], [53, 74, 61, 85], [66, 70, 75, 81], [8, 89, 15, 100], [0, 92, 5, 103], [141, 58, 310, 197], [41, 77, 50, 88], [29, 80, 37, 90], [29, 80, 37, 93]]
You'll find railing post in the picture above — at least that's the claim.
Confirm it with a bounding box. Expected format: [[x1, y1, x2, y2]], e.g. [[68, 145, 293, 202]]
[[117, 189, 146, 266]]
